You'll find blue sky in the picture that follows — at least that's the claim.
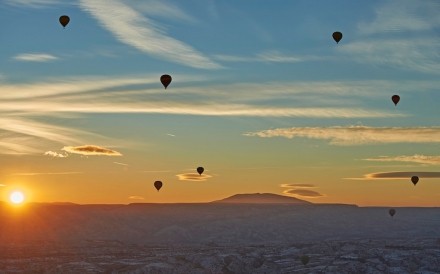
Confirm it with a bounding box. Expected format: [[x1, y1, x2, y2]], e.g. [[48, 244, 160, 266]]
[[0, 0, 439, 205]]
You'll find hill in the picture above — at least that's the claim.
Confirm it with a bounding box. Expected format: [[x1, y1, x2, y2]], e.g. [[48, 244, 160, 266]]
[[212, 193, 312, 204]]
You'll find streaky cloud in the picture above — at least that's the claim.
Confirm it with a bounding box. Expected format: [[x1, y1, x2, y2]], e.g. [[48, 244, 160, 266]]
[[244, 126, 440, 145], [11, 172, 82, 176], [280, 183, 316, 188], [79, 0, 220, 69], [44, 151, 68, 158], [62, 145, 122, 156], [128, 196, 145, 200], [13, 53, 58, 62], [364, 155, 440, 165]]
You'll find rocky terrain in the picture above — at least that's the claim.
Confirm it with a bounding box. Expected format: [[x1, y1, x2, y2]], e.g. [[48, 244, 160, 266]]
[[1, 194, 439, 273]]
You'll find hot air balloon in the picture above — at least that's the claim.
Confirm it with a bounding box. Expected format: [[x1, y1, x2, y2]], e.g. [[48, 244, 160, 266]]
[[332, 31, 342, 43], [154, 180, 163, 191], [59, 15, 70, 28], [411, 176, 419, 186], [197, 167, 204, 175], [160, 74, 172, 89], [391, 95, 400, 106], [389, 208, 396, 217], [300, 255, 310, 266]]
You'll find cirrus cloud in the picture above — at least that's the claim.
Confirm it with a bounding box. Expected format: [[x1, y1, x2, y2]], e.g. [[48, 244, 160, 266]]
[[244, 126, 440, 145], [13, 53, 58, 62], [363, 155, 440, 165], [347, 171, 440, 180]]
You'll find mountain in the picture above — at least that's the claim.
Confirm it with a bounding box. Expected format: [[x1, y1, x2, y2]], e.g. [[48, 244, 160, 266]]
[[211, 193, 312, 204]]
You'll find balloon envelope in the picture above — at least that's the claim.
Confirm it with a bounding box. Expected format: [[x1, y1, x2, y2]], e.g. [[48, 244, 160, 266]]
[[197, 167, 204, 175], [154, 180, 163, 191], [391, 95, 400, 106], [389, 208, 396, 217], [160, 74, 172, 89], [332, 31, 342, 43], [411, 176, 419, 185], [59, 15, 70, 28]]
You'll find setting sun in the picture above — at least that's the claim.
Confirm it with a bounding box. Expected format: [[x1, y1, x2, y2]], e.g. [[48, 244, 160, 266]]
[[9, 191, 25, 204]]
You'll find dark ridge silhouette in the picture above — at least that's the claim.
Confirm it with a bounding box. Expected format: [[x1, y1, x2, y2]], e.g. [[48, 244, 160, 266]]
[[212, 193, 312, 204]]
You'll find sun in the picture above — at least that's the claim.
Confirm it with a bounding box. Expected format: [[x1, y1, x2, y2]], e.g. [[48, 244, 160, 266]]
[[9, 191, 25, 204]]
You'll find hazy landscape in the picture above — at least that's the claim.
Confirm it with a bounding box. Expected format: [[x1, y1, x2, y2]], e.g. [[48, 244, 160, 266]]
[[1, 194, 439, 273]]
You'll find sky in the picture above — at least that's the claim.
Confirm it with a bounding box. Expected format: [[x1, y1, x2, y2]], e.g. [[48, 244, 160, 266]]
[[0, 0, 439, 206]]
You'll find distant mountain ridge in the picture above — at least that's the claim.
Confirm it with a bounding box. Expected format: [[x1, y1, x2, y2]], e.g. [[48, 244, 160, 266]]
[[212, 193, 312, 204]]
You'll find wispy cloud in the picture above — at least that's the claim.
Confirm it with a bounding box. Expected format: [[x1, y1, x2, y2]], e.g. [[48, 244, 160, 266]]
[[364, 155, 440, 165], [13, 53, 58, 62], [126, 0, 196, 22], [0, 184, 6, 187], [11, 172, 82, 176], [5, 0, 59, 7], [79, 0, 220, 69], [113, 162, 128, 166], [358, 0, 440, 34], [44, 151, 68, 158], [176, 173, 212, 181], [349, 171, 440, 180], [128, 196, 145, 200], [214, 50, 321, 63], [245, 126, 440, 145], [62, 145, 122, 156], [340, 0, 440, 74]]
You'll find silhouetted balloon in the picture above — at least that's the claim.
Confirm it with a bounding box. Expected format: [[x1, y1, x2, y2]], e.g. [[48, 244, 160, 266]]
[[332, 31, 343, 43], [160, 74, 172, 89], [391, 95, 400, 106], [411, 176, 419, 186], [59, 15, 70, 28], [154, 180, 163, 191], [300, 255, 310, 265], [389, 208, 396, 217], [197, 167, 204, 175]]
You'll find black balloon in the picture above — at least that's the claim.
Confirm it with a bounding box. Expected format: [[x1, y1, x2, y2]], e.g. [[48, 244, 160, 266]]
[[197, 167, 204, 175], [59, 15, 70, 28], [160, 74, 172, 89], [154, 180, 163, 191], [411, 176, 419, 186], [391, 95, 400, 106], [332, 31, 342, 43], [389, 208, 396, 217]]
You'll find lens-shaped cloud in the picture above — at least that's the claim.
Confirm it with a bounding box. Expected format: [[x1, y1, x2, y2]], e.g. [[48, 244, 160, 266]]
[[280, 183, 324, 198], [366, 171, 440, 179], [245, 126, 440, 145], [176, 173, 212, 181], [62, 145, 122, 156], [128, 196, 144, 200], [283, 189, 324, 197]]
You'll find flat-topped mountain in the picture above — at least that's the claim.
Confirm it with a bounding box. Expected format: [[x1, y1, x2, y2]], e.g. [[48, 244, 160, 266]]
[[212, 193, 312, 204]]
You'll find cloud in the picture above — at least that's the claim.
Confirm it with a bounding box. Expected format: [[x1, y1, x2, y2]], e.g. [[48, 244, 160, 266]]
[[79, 0, 220, 69], [280, 183, 324, 199], [283, 189, 324, 198], [364, 155, 440, 165], [62, 145, 122, 156], [176, 173, 212, 181], [128, 196, 145, 200], [44, 151, 68, 158], [358, 0, 440, 34], [113, 162, 128, 166], [244, 126, 440, 145], [13, 53, 58, 62], [214, 50, 321, 63], [166, 133, 176, 137], [11, 172, 82, 176], [125, 0, 195, 22], [5, 0, 59, 7], [280, 183, 316, 188], [348, 171, 440, 180], [0, 184, 5, 187]]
